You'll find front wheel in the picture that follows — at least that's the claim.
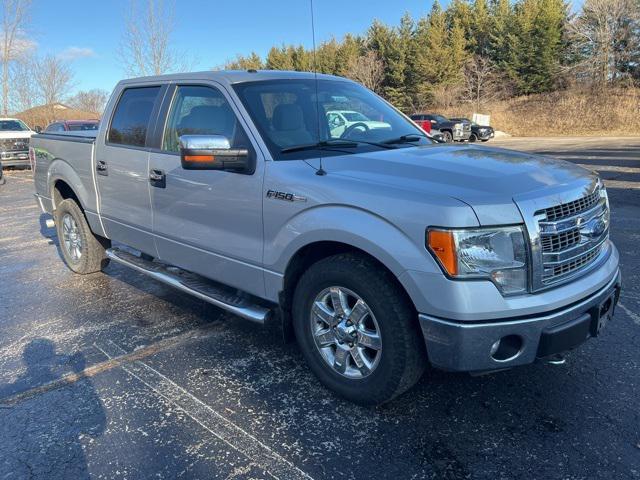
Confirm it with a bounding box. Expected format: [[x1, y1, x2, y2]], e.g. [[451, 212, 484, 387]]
[[442, 130, 453, 143], [292, 253, 426, 405], [54, 198, 110, 274], [469, 133, 477, 142]]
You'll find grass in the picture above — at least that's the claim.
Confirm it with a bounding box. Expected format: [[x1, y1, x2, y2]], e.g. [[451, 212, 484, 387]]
[[444, 88, 640, 137]]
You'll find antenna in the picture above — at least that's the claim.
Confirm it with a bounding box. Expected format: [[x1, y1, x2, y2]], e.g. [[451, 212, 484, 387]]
[[309, 0, 326, 176]]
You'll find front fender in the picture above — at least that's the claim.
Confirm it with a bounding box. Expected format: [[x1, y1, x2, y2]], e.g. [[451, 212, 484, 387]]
[[263, 204, 443, 304]]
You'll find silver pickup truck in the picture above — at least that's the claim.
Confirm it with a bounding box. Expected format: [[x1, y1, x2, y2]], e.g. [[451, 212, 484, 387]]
[[32, 70, 621, 405]]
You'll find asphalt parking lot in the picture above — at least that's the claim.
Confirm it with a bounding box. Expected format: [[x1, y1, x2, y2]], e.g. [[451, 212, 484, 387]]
[[1, 137, 639, 480]]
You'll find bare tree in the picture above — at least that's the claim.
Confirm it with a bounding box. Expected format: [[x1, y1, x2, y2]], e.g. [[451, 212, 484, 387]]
[[463, 55, 502, 111], [68, 89, 110, 114], [346, 50, 385, 93], [567, 0, 640, 89], [1, 0, 32, 115], [9, 53, 37, 112], [119, 0, 193, 77], [34, 54, 75, 105]]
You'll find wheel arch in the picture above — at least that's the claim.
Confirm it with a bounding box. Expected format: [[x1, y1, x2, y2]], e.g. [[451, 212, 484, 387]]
[[278, 240, 419, 341]]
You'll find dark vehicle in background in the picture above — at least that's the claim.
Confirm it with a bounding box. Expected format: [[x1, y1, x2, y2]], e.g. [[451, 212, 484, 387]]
[[0, 118, 35, 167], [450, 117, 494, 142], [44, 120, 100, 133], [409, 114, 470, 143]]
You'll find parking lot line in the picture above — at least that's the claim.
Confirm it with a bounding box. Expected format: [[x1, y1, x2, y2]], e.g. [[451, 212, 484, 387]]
[[94, 339, 315, 480], [0, 327, 216, 407]]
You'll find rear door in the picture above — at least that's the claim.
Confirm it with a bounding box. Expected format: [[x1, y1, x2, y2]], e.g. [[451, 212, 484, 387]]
[[95, 84, 166, 253], [147, 83, 266, 297]]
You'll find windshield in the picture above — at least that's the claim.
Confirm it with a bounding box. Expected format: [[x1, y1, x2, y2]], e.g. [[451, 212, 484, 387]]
[[433, 115, 449, 123], [233, 79, 434, 160], [342, 111, 369, 122], [0, 120, 29, 131]]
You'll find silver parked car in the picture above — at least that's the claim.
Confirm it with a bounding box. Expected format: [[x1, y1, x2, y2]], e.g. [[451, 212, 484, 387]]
[[31, 70, 620, 405]]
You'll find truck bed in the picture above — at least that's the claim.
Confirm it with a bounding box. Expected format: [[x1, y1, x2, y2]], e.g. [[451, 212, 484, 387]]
[[32, 131, 98, 218]]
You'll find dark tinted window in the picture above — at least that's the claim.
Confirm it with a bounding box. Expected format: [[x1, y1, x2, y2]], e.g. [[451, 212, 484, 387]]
[[163, 85, 250, 152], [0, 120, 28, 131], [108, 86, 161, 147], [69, 123, 99, 131]]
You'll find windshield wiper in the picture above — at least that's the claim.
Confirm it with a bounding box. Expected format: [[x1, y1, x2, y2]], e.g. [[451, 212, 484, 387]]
[[280, 140, 359, 154], [280, 138, 395, 154], [382, 134, 428, 145]]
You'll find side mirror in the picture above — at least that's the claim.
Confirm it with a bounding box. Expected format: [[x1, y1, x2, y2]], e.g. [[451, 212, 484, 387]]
[[34, 126, 42, 133], [430, 119, 436, 124], [179, 135, 250, 172]]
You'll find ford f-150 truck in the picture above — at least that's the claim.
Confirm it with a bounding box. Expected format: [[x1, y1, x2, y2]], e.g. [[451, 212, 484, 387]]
[[31, 71, 621, 405], [0, 118, 34, 167]]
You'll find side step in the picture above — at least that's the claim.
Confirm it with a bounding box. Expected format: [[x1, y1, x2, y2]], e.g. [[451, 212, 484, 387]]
[[105, 248, 272, 324]]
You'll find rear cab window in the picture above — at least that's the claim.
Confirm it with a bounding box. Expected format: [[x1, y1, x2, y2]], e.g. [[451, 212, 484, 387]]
[[108, 86, 162, 147]]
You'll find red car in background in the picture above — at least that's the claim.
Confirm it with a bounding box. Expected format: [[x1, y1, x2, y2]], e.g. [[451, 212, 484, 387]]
[[43, 119, 99, 133]]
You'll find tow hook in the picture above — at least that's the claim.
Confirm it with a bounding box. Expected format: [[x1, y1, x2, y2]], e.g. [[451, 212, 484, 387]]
[[45, 218, 56, 228], [546, 354, 566, 365]]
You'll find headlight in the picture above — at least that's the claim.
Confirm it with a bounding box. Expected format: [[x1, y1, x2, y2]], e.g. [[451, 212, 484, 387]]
[[427, 226, 529, 295]]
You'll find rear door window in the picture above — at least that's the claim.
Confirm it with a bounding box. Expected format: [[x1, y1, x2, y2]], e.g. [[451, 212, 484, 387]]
[[108, 86, 161, 147]]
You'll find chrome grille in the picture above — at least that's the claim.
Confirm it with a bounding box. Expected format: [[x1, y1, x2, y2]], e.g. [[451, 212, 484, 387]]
[[536, 187, 609, 287], [0, 137, 29, 152], [542, 190, 600, 222], [546, 248, 600, 278], [541, 229, 581, 253]]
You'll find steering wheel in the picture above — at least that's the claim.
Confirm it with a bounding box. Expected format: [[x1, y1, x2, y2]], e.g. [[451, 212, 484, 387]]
[[341, 122, 370, 139]]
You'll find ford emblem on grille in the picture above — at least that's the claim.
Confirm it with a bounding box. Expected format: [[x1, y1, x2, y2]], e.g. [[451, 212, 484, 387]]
[[581, 217, 606, 238]]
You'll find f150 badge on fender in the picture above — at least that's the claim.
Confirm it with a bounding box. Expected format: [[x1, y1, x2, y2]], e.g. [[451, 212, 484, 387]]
[[266, 189, 307, 202]]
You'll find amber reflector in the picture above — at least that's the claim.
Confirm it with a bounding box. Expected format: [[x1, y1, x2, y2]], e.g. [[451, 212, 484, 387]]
[[185, 155, 215, 162], [428, 230, 458, 276]]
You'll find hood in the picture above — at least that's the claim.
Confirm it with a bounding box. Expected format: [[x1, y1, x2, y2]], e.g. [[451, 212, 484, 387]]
[[321, 144, 597, 225], [0, 130, 34, 139]]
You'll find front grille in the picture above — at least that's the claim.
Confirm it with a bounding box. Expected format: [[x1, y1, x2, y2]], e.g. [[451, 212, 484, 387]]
[[541, 229, 581, 252], [0, 137, 29, 152], [542, 190, 600, 222], [536, 187, 608, 287], [546, 248, 600, 279]]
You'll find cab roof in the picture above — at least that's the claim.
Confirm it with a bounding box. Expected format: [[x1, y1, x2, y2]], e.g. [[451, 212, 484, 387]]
[[118, 70, 351, 87]]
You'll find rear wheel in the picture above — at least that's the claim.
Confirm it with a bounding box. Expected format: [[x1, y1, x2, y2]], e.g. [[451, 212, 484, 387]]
[[442, 130, 453, 143], [292, 253, 426, 405], [54, 198, 110, 274]]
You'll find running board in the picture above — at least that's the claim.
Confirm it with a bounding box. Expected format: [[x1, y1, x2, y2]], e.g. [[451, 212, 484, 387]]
[[105, 248, 271, 324]]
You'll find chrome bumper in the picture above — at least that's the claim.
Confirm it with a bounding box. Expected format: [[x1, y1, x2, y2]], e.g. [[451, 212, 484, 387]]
[[0, 150, 29, 167], [419, 269, 621, 372]]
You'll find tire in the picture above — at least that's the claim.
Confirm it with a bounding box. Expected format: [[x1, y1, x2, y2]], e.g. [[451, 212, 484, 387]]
[[481, 139, 490, 142], [54, 198, 110, 274], [292, 253, 426, 405], [442, 130, 453, 143], [469, 133, 477, 142]]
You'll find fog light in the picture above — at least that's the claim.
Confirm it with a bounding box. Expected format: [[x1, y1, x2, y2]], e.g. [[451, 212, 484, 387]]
[[490, 335, 523, 362]]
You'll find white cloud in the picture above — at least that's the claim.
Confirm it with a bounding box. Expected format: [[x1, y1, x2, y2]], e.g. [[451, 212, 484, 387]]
[[0, 33, 37, 60], [58, 46, 96, 61]]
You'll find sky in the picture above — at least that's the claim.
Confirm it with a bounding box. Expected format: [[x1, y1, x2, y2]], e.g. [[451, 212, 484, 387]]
[[28, 0, 438, 96]]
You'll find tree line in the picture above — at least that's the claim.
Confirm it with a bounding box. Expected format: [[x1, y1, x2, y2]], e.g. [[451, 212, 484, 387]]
[[224, 0, 640, 112], [1, 0, 638, 116]]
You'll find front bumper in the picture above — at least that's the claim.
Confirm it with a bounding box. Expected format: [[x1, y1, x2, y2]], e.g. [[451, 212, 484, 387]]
[[476, 130, 494, 140], [0, 150, 30, 167], [419, 269, 621, 372]]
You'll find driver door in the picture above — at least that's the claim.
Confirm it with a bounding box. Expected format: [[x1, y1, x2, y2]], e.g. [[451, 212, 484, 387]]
[[148, 83, 266, 298]]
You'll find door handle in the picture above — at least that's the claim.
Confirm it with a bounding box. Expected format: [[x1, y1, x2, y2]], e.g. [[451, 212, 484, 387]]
[[96, 160, 108, 176], [149, 169, 166, 188]]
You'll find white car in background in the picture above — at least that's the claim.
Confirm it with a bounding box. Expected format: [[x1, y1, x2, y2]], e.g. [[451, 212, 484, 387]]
[[326, 110, 391, 138], [0, 118, 35, 168]]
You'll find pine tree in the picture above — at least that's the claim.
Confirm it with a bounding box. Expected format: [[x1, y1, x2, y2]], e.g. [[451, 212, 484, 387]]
[[266, 46, 294, 70]]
